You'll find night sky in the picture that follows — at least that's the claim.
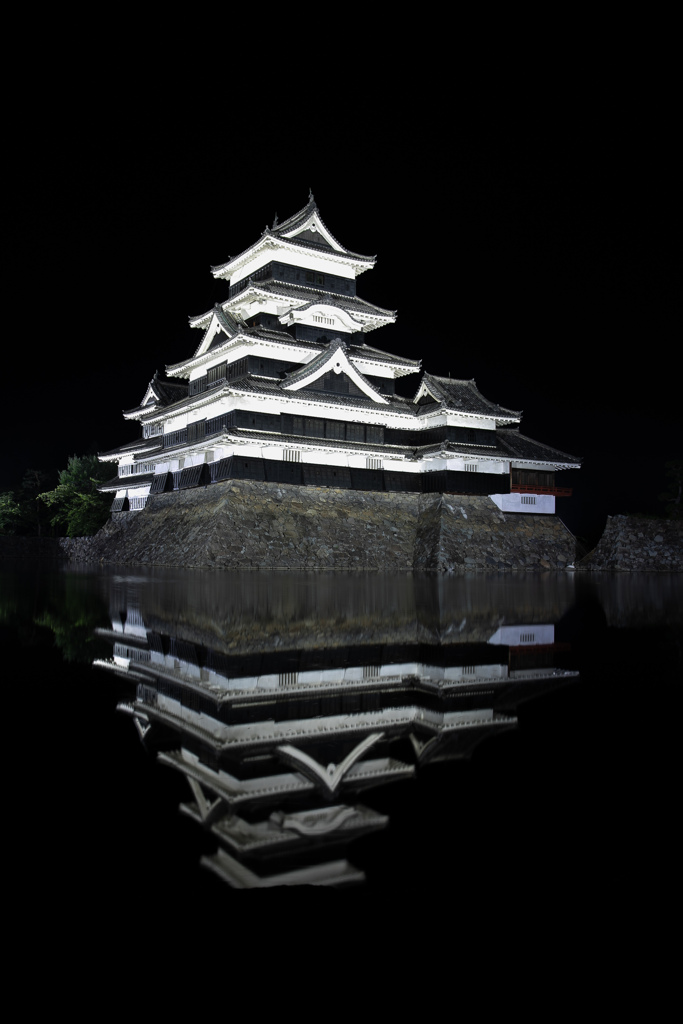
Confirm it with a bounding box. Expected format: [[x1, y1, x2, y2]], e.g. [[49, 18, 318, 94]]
[[7, 92, 680, 545]]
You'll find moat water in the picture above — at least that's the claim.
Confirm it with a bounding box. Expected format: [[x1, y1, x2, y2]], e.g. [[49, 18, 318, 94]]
[[2, 563, 680, 916]]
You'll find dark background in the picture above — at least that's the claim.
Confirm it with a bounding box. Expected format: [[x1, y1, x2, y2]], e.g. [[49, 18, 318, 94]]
[[6, 66, 680, 547]]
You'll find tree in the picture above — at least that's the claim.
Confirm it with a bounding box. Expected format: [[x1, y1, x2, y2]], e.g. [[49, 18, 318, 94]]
[[39, 454, 112, 537], [0, 491, 23, 534]]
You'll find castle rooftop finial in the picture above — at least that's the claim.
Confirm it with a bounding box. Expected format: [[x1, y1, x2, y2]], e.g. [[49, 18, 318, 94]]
[[308, 188, 315, 204], [273, 212, 278, 228]]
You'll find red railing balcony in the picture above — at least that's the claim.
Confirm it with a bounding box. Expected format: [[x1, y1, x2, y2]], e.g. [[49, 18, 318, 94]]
[[510, 485, 573, 497]]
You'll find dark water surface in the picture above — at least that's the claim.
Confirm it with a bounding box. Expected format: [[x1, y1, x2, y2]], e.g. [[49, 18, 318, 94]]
[[3, 563, 680, 916]]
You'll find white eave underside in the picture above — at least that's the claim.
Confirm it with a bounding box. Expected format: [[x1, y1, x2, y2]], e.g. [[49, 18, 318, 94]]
[[213, 235, 375, 285], [166, 335, 414, 383]]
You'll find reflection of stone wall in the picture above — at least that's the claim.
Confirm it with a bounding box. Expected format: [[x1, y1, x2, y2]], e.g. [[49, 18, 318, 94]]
[[121, 571, 578, 653], [578, 516, 683, 572], [59, 480, 577, 572]]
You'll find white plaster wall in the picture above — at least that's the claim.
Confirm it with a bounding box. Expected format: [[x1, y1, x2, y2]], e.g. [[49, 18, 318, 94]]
[[488, 624, 555, 646], [165, 413, 187, 431], [446, 458, 508, 474], [489, 493, 555, 514], [445, 414, 497, 430]]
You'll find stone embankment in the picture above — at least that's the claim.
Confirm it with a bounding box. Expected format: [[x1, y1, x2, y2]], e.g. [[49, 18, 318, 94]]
[[52, 480, 576, 572], [578, 515, 682, 571], [4, 488, 679, 572]]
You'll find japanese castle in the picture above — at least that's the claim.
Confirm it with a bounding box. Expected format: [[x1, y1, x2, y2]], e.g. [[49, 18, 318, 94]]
[[100, 193, 579, 512]]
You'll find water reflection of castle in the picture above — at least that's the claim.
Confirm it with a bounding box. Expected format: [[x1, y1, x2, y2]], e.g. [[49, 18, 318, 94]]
[[95, 573, 578, 888]]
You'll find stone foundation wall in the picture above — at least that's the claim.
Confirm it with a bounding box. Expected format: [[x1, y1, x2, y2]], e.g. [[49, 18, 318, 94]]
[[52, 480, 578, 572], [578, 515, 683, 571]]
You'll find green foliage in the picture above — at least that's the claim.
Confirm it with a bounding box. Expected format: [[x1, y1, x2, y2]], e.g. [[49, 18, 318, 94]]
[[39, 454, 112, 537], [0, 491, 24, 534], [658, 460, 682, 520], [34, 608, 107, 662]]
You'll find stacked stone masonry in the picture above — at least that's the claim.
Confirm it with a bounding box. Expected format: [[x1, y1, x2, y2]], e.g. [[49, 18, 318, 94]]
[[578, 515, 683, 572], [55, 480, 578, 571]]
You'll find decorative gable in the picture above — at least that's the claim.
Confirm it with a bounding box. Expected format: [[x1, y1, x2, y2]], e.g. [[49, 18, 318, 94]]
[[282, 340, 389, 404], [280, 210, 345, 252], [279, 302, 364, 334], [302, 370, 367, 399], [195, 311, 233, 358], [139, 379, 161, 409], [413, 379, 442, 406]]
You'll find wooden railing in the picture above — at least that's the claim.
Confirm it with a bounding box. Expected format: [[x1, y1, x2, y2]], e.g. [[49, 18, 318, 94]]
[[510, 485, 572, 497]]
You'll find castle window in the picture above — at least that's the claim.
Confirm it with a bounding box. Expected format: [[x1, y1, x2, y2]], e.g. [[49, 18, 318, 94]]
[[465, 463, 477, 472], [366, 458, 383, 470], [283, 449, 301, 462], [521, 495, 536, 505], [207, 362, 227, 387], [325, 420, 345, 440]]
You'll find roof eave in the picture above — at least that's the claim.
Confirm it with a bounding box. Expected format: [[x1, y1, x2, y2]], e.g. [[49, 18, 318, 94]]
[[211, 234, 376, 282]]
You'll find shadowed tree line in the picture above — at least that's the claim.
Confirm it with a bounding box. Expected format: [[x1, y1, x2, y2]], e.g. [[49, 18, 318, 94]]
[[0, 454, 112, 537]]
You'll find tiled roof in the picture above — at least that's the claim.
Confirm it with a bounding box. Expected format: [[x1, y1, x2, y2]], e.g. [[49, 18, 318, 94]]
[[241, 322, 320, 345], [347, 342, 420, 368], [496, 429, 581, 465], [228, 280, 395, 319], [123, 374, 188, 416], [282, 338, 389, 403], [153, 376, 188, 404], [99, 438, 163, 458], [169, 325, 324, 376], [99, 472, 155, 492], [211, 196, 375, 275], [417, 374, 521, 419], [281, 338, 347, 386], [232, 373, 417, 413]]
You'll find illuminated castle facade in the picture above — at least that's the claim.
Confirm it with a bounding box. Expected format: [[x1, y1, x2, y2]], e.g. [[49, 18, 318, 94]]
[[99, 194, 579, 512]]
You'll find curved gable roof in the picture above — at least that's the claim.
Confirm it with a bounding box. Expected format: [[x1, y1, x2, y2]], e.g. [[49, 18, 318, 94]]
[[415, 374, 521, 421]]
